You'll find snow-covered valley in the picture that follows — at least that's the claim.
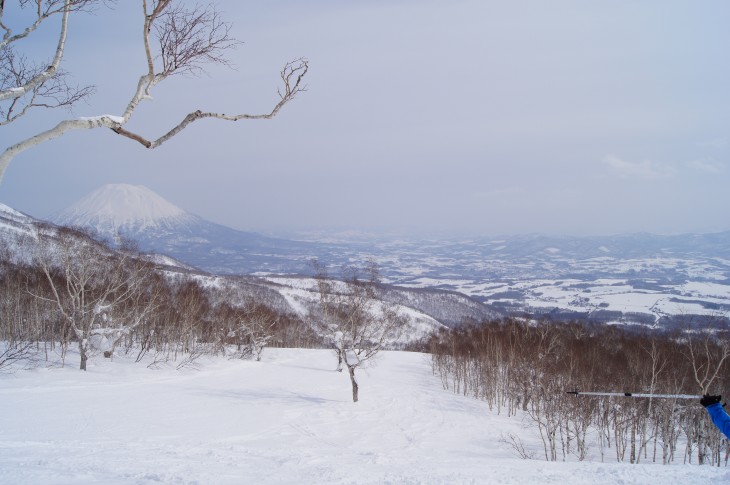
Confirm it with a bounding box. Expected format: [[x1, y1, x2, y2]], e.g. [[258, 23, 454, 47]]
[[2, 348, 727, 484]]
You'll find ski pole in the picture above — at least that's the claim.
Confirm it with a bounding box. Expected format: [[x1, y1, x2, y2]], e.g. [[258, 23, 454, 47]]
[[566, 391, 702, 399]]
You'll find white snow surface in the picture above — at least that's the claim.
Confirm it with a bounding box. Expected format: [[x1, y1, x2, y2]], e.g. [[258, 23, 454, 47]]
[[1, 349, 727, 484], [78, 114, 126, 124], [51, 183, 196, 233]]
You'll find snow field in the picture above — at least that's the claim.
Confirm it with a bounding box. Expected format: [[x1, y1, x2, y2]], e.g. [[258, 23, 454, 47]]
[[1, 349, 729, 484]]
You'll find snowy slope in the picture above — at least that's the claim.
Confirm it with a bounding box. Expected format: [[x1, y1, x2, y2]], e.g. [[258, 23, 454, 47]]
[[0, 204, 40, 265], [0, 203, 34, 225], [0, 349, 727, 484], [263, 276, 445, 341], [0, 202, 37, 237]]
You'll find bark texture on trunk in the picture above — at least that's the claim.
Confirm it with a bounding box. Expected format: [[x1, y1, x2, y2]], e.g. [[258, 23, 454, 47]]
[[79, 342, 87, 371], [348, 365, 359, 402]]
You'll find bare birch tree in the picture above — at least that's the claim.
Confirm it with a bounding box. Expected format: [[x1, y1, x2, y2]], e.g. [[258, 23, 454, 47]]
[[34, 226, 160, 370], [0, 0, 308, 183], [682, 317, 730, 394], [315, 261, 406, 403], [312, 259, 346, 371]]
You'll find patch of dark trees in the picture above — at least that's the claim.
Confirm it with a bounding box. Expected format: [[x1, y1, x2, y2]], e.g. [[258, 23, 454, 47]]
[[426, 318, 730, 465]]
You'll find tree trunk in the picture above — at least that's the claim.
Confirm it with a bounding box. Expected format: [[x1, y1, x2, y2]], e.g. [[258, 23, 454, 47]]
[[630, 422, 636, 464], [348, 365, 359, 402], [79, 341, 88, 371]]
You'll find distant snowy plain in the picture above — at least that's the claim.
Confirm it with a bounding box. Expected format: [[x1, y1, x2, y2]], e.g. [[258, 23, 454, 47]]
[[2, 349, 728, 484], [25, 185, 730, 326]]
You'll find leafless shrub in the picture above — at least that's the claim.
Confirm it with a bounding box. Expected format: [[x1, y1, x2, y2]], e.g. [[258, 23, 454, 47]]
[[499, 432, 536, 460], [0, 341, 36, 373]]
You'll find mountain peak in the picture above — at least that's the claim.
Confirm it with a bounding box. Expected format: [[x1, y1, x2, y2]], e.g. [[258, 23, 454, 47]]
[[52, 184, 198, 235]]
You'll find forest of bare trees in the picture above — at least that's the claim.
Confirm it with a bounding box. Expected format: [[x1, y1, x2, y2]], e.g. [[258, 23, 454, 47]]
[[428, 319, 730, 465], [0, 227, 322, 372]]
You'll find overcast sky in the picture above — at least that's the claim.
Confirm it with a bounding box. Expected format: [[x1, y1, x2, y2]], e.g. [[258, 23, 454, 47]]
[[1, 0, 729, 237]]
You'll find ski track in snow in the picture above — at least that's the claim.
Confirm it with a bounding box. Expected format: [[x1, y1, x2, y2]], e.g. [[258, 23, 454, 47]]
[[1, 349, 729, 484]]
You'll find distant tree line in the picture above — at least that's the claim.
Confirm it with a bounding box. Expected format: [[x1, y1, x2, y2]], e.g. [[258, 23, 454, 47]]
[[428, 318, 730, 466]]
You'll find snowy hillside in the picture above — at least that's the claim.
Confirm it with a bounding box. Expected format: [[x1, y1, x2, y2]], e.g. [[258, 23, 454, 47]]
[[0, 203, 34, 226], [260, 276, 446, 341], [0, 203, 38, 239], [0, 349, 727, 484]]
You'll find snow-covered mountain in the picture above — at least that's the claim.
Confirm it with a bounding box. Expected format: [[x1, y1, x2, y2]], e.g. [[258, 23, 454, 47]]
[[52, 184, 205, 237], [50, 184, 328, 275]]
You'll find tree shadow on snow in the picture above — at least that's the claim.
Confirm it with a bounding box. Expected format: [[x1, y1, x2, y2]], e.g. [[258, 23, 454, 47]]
[[197, 388, 342, 405]]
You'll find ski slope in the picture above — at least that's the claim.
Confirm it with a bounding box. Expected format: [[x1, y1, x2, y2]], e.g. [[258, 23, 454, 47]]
[[1, 349, 728, 484]]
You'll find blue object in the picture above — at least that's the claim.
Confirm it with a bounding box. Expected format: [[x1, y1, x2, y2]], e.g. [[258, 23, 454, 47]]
[[706, 402, 730, 440]]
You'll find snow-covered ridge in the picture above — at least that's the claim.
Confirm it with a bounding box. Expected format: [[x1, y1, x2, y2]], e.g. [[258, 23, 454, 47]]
[[51, 183, 199, 234], [0, 203, 33, 224], [0, 203, 39, 243]]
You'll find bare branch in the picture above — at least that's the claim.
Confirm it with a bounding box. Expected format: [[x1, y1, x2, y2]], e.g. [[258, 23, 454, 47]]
[[112, 58, 308, 149], [685, 325, 730, 394], [0, 115, 123, 182], [154, 2, 238, 77], [0, 0, 100, 102], [0, 48, 95, 125], [1, 1, 97, 50]]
